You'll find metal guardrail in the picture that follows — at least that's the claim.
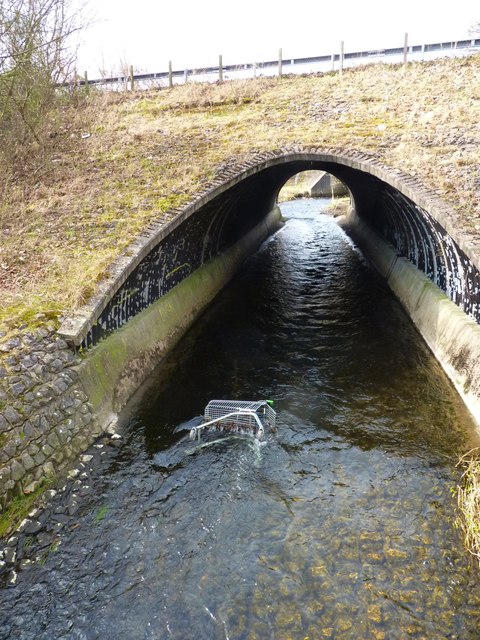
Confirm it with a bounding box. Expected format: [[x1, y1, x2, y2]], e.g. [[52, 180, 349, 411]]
[[68, 38, 480, 89]]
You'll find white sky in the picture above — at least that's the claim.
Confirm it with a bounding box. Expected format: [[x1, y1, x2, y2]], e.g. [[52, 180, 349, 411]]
[[75, 0, 480, 78]]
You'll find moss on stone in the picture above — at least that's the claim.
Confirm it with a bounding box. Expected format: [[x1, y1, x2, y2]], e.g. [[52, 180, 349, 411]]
[[0, 475, 56, 540]]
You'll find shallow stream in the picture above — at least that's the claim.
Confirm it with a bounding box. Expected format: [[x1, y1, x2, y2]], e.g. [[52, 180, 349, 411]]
[[2, 198, 480, 639]]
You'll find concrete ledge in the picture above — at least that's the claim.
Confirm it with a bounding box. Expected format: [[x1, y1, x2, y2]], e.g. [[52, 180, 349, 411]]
[[75, 207, 282, 428], [344, 209, 480, 429], [310, 172, 349, 197]]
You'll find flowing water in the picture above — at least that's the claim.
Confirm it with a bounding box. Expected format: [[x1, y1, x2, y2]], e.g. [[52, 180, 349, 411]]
[[2, 198, 480, 639]]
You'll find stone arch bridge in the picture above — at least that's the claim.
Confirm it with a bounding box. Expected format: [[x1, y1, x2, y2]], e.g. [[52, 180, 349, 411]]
[[3, 145, 480, 510], [58, 146, 480, 431]]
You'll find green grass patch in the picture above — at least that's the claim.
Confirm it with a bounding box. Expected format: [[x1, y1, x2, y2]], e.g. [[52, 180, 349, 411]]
[[0, 476, 56, 540], [38, 539, 61, 565], [0, 300, 62, 332], [93, 504, 109, 522]]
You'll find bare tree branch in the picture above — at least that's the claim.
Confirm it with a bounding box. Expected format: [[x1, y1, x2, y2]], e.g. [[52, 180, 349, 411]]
[[0, 0, 87, 148], [468, 21, 480, 37]]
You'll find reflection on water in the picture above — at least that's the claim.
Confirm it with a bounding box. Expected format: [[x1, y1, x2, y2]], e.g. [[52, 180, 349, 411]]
[[2, 198, 480, 640]]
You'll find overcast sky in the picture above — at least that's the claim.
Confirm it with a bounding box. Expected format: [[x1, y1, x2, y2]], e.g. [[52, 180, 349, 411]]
[[75, 0, 480, 77]]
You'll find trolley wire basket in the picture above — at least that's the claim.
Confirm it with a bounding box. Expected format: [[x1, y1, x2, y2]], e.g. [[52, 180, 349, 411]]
[[189, 399, 276, 441]]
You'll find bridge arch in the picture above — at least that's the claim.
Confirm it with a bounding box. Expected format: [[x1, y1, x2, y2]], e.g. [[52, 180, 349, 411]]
[[59, 148, 480, 349]]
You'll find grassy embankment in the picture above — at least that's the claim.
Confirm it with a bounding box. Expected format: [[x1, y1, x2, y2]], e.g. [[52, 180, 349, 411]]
[[1, 55, 479, 337], [0, 55, 480, 550]]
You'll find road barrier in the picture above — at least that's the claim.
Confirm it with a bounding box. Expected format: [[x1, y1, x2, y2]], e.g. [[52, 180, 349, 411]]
[[69, 36, 480, 91]]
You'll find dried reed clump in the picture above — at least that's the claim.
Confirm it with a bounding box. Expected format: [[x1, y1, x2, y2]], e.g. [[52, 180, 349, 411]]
[[457, 448, 480, 566], [157, 77, 273, 111]]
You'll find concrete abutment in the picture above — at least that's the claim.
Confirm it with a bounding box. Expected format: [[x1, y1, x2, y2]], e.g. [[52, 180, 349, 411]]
[[343, 208, 480, 426]]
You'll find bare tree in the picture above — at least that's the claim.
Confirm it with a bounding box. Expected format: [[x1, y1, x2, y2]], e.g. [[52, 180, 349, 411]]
[[0, 0, 85, 147], [469, 21, 480, 38]]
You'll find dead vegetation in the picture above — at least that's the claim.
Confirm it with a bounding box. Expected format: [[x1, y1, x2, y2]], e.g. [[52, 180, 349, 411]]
[[1, 55, 480, 335], [457, 449, 480, 566]]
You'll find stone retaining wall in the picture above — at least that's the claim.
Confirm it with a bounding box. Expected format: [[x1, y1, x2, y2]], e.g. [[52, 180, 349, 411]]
[[0, 329, 99, 508]]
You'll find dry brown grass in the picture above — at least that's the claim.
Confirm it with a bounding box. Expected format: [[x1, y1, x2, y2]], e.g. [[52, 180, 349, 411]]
[[1, 55, 480, 335], [457, 449, 480, 566]]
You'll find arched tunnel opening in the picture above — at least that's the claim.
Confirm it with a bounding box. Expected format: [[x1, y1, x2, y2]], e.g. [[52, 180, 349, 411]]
[[76, 153, 480, 349], [278, 169, 350, 201]]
